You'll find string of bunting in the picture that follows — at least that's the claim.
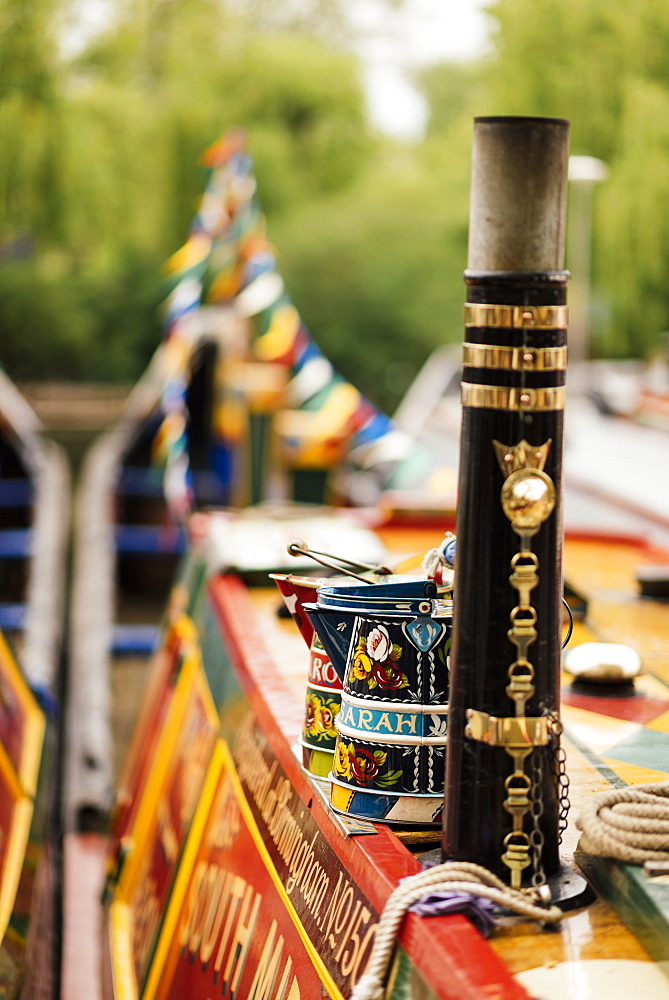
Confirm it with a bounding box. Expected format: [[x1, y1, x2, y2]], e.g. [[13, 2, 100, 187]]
[[151, 129, 449, 518], [151, 129, 252, 519]]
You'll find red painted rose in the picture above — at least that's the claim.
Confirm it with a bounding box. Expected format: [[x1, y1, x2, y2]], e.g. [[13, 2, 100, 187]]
[[371, 662, 407, 690], [350, 748, 381, 785]]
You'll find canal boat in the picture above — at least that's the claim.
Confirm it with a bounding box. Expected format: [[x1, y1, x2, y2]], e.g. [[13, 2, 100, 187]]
[[0, 370, 68, 997], [90, 511, 669, 1000], [65, 117, 669, 1000]]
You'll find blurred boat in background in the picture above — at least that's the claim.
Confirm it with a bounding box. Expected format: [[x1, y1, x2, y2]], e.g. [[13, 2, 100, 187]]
[[0, 369, 68, 998]]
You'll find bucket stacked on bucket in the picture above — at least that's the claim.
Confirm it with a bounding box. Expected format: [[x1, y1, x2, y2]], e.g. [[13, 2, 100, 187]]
[[304, 578, 452, 826], [271, 574, 346, 777]]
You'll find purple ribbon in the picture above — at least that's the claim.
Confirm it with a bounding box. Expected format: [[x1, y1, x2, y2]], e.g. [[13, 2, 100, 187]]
[[407, 890, 497, 938]]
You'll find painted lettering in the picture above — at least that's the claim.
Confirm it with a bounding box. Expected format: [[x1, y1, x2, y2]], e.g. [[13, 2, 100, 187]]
[[207, 786, 241, 851], [285, 976, 300, 1000], [268, 781, 293, 844], [328, 885, 353, 951], [180, 723, 214, 824], [339, 905, 372, 978], [338, 703, 353, 726], [340, 705, 419, 736], [275, 812, 301, 869], [289, 832, 317, 897], [232, 713, 382, 991], [319, 869, 344, 938], [246, 919, 284, 1000], [255, 761, 277, 812], [179, 860, 207, 951], [187, 863, 216, 955], [200, 869, 231, 966], [323, 662, 339, 686], [180, 863, 239, 963], [275, 956, 293, 1000], [220, 884, 260, 995], [350, 921, 378, 985], [305, 866, 328, 918], [309, 655, 325, 684], [336, 900, 361, 963], [213, 877, 247, 977], [376, 712, 392, 732], [396, 714, 417, 735], [257, 762, 279, 818]]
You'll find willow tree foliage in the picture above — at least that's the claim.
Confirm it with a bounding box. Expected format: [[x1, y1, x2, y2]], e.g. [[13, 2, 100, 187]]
[[0, 0, 374, 380], [476, 0, 669, 359], [2, 0, 669, 390]]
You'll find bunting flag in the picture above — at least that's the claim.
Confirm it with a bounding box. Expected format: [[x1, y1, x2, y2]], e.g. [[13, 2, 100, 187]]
[[151, 131, 256, 519], [150, 129, 452, 518]]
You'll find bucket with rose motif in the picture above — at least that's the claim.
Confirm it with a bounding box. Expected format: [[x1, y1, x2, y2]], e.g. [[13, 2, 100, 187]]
[[271, 573, 345, 777], [300, 632, 343, 777], [304, 586, 452, 825]]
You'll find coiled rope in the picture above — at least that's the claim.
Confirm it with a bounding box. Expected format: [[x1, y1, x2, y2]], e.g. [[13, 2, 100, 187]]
[[577, 780, 669, 864], [350, 861, 562, 1000]]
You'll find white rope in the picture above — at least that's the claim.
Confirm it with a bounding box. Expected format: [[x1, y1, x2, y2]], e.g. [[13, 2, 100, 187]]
[[577, 780, 669, 864], [350, 861, 562, 1000]]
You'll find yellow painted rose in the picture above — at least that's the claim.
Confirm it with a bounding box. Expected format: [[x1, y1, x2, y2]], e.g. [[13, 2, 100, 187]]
[[333, 741, 354, 779], [350, 638, 373, 681], [315, 699, 339, 737], [304, 692, 321, 735]]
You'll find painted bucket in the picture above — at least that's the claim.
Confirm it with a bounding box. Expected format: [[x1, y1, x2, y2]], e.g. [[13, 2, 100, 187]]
[[316, 576, 440, 609], [330, 695, 448, 824], [271, 573, 347, 777], [301, 632, 342, 777], [304, 588, 452, 826]]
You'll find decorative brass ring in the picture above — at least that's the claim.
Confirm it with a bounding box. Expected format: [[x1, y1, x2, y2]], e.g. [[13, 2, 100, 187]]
[[461, 383, 566, 411], [464, 304, 568, 329], [463, 343, 567, 371]]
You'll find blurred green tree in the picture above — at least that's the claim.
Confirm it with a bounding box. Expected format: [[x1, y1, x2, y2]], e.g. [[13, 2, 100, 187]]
[[3, 0, 669, 396], [274, 130, 473, 413], [0, 0, 64, 244], [474, 0, 669, 359], [0, 0, 375, 382]]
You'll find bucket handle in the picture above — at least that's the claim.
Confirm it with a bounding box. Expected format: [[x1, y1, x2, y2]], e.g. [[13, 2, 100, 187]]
[[287, 539, 393, 583]]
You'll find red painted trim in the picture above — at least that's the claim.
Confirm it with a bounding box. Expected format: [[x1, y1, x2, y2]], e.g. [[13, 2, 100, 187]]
[[380, 510, 457, 531], [564, 526, 669, 565], [562, 688, 669, 725], [207, 574, 530, 1000], [564, 527, 649, 547]]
